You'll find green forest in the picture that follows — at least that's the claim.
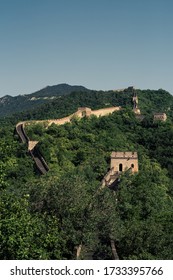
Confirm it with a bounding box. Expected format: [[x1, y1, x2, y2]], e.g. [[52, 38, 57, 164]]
[[0, 87, 173, 260]]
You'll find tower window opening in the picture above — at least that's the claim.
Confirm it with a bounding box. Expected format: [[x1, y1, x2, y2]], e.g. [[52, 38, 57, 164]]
[[119, 163, 123, 172]]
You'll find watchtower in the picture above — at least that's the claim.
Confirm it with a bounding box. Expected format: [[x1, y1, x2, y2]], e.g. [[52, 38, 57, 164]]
[[153, 113, 167, 122], [77, 107, 92, 117], [132, 91, 138, 104], [110, 152, 138, 173], [132, 90, 141, 115]]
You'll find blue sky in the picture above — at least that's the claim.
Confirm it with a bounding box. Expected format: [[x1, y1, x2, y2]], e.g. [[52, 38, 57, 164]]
[[0, 0, 173, 97]]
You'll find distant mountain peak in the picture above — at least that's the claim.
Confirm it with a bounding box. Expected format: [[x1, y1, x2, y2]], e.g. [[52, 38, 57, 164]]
[[29, 83, 90, 98], [0, 83, 90, 117]]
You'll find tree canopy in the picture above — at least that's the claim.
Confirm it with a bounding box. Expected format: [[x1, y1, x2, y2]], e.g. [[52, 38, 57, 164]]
[[1, 88, 173, 259]]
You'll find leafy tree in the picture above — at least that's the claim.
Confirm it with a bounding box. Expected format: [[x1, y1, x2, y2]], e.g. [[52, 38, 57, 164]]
[[0, 191, 63, 259]]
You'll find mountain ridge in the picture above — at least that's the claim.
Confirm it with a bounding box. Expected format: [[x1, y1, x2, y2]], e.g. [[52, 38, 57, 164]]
[[0, 84, 173, 121], [0, 83, 90, 117], [1, 85, 173, 260]]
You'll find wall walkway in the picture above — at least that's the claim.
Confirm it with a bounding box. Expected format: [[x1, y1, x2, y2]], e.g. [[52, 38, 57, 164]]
[[16, 106, 121, 175], [15, 123, 49, 174]]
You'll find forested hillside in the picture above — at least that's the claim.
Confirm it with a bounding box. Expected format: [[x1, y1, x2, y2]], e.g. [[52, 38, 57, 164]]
[[0, 87, 173, 260], [11, 88, 173, 122], [0, 83, 90, 117]]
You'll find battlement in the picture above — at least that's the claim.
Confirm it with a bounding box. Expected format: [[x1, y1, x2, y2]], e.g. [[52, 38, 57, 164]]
[[111, 151, 138, 159], [78, 107, 91, 111]]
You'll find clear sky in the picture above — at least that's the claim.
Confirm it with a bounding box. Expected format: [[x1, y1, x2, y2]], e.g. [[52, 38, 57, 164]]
[[0, 0, 173, 97]]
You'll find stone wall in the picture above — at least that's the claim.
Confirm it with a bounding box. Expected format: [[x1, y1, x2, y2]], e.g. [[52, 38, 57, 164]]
[[23, 107, 121, 128], [48, 116, 72, 126], [28, 141, 39, 151], [91, 107, 121, 117]]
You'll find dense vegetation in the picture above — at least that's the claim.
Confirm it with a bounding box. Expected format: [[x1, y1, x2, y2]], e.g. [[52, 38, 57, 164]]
[[11, 88, 173, 122], [0, 87, 173, 259], [0, 83, 89, 117]]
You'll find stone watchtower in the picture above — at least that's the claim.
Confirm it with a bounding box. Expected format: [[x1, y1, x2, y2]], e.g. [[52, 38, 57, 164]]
[[110, 152, 138, 173], [132, 90, 141, 115], [101, 151, 138, 188], [153, 113, 167, 122], [76, 107, 92, 117]]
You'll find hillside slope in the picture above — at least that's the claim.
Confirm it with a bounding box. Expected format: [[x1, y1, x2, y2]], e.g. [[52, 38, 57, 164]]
[[1, 87, 173, 260], [12, 88, 173, 122], [13, 107, 173, 259], [0, 83, 90, 117]]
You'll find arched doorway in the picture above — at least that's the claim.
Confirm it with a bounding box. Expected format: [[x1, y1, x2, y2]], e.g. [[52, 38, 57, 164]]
[[119, 163, 123, 172]]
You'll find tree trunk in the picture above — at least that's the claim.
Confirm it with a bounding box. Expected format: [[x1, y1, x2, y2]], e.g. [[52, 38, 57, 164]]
[[76, 244, 82, 259], [110, 239, 119, 260]]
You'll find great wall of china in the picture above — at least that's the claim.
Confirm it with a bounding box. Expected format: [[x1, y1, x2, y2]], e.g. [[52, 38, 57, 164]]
[[16, 104, 139, 194], [16, 88, 166, 178], [16, 99, 141, 259], [16, 106, 121, 175], [16, 123, 49, 174], [15, 89, 168, 259]]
